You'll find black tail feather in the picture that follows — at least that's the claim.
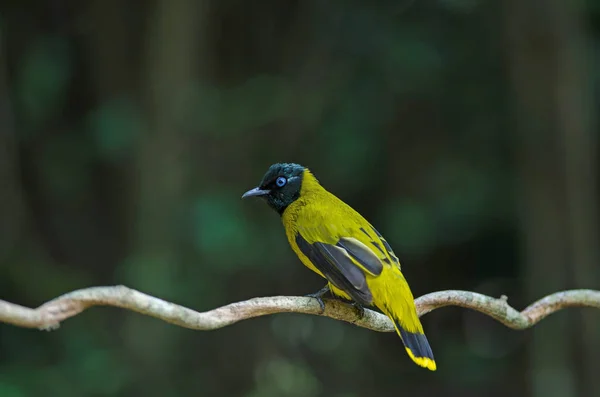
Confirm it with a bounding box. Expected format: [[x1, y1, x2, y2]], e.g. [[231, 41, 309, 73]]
[[396, 321, 436, 370]]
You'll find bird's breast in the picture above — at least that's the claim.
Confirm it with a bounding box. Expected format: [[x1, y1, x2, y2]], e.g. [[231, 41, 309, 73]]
[[281, 199, 327, 278]]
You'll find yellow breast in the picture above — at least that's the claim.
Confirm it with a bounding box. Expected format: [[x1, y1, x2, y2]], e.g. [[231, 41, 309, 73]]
[[281, 197, 325, 278], [281, 169, 331, 276], [280, 169, 357, 302]]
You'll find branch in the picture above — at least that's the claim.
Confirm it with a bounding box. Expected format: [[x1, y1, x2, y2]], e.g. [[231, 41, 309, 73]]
[[1, 286, 599, 332]]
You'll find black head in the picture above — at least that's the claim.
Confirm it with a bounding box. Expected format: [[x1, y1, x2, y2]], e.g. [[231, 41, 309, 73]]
[[242, 163, 306, 214]]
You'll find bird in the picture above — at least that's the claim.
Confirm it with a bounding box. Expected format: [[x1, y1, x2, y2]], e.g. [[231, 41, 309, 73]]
[[242, 162, 436, 371]]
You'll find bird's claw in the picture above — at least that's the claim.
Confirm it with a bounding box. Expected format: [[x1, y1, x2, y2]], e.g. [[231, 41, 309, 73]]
[[312, 296, 326, 313], [305, 285, 330, 314], [352, 302, 365, 319]]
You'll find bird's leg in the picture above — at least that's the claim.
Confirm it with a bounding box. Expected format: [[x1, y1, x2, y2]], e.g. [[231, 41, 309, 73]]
[[305, 285, 330, 313], [352, 302, 365, 319]]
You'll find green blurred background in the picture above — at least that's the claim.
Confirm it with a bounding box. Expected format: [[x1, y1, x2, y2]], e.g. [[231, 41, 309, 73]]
[[1, 1, 600, 396]]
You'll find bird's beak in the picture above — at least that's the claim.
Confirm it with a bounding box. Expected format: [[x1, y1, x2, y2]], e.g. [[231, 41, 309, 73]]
[[241, 187, 270, 199]]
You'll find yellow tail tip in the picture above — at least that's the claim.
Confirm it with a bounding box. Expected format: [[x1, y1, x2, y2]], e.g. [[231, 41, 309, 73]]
[[405, 347, 437, 371]]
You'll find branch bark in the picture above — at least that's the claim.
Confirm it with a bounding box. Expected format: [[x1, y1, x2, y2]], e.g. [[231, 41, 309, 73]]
[[1, 286, 598, 333]]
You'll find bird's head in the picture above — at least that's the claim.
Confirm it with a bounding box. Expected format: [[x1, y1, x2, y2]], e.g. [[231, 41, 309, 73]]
[[242, 163, 308, 214]]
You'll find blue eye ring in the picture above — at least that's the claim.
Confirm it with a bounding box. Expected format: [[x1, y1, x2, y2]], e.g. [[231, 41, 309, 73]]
[[276, 176, 287, 187]]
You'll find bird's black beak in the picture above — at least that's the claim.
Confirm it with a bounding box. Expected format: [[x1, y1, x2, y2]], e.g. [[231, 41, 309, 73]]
[[241, 187, 270, 199]]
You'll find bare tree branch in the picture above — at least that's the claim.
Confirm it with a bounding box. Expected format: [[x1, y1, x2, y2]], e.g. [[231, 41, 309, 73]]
[[0, 286, 599, 332]]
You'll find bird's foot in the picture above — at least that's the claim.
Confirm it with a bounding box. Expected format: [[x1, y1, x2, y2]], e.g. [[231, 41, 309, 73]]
[[352, 302, 365, 319], [305, 285, 330, 313]]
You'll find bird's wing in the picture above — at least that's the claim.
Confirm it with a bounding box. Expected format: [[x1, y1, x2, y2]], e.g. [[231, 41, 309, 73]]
[[294, 220, 399, 306], [363, 224, 401, 268]]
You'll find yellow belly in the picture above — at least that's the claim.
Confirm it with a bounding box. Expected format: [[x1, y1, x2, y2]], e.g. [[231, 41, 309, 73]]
[[328, 284, 352, 301]]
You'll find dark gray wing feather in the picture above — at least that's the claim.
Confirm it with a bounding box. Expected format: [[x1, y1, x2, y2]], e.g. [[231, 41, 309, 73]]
[[295, 233, 373, 305], [336, 237, 384, 276]]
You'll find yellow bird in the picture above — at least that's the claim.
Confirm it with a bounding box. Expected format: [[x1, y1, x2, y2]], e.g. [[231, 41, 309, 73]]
[[242, 163, 436, 371]]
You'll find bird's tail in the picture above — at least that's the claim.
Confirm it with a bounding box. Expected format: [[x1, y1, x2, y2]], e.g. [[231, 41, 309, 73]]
[[391, 316, 436, 371], [375, 272, 436, 371]]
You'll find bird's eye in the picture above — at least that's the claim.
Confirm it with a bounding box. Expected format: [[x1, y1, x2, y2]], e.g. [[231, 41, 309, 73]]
[[276, 176, 287, 187]]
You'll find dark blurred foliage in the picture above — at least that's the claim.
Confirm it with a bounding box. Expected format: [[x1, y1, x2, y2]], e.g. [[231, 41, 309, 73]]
[[0, 0, 599, 396]]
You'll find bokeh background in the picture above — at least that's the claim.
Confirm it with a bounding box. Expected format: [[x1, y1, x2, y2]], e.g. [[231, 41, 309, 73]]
[[1, 1, 600, 396]]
